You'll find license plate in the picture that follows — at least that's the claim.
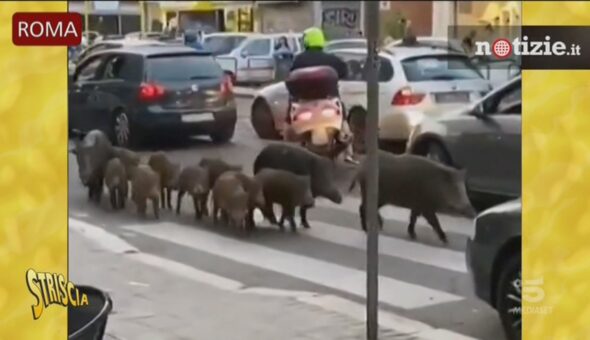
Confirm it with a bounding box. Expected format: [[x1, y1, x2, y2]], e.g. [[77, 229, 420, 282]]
[[181, 113, 214, 123], [435, 92, 470, 103]]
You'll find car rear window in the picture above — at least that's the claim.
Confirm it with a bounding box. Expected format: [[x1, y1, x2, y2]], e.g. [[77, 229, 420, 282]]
[[401, 55, 483, 82], [203, 36, 247, 55], [147, 54, 223, 81]]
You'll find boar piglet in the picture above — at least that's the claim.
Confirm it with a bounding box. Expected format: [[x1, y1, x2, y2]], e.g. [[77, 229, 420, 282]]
[[112, 146, 141, 179], [349, 151, 476, 244], [254, 168, 314, 232], [131, 165, 161, 219], [104, 157, 128, 210], [70, 130, 114, 203], [148, 152, 181, 210], [176, 165, 210, 219], [253, 143, 342, 229], [211, 171, 252, 233], [198, 157, 242, 189]]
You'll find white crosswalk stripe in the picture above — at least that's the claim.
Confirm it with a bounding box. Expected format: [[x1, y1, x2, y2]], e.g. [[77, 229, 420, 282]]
[[123, 220, 465, 310]]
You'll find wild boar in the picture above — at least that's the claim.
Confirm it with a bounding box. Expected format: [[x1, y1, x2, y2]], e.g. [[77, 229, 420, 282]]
[[253, 168, 314, 232], [253, 143, 342, 228], [176, 165, 210, 219], [112, 146, 141, 179], [348, 151, 476, 244], [211, 171, 251, 233], [130, 164, 161, 219], [198, 157, 242, 189], [104, 157, 128, 210], [70, 130, 114, 203], [148, 152, 181, 210]]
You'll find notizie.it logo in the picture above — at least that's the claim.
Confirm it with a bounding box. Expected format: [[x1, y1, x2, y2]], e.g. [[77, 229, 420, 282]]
[[475, 35, 582, 59]]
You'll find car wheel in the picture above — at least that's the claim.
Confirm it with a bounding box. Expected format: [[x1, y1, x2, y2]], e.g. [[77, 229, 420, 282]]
[[251, 99, 281, 140], [426, 142, 451, 165], [210, 125, 236, 144], [111, 110, 132, 148], [496, 254, 522, 340], [348, 108, 366, 154]]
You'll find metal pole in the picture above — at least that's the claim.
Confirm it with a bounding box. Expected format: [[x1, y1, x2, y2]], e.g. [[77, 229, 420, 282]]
[[84, 0, 90, 33], [364, 2, 380, 340]]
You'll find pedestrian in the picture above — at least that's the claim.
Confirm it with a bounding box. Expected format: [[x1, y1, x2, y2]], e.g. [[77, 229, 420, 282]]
[[462, 30, 477, 55], [184, 30, 204, 51]]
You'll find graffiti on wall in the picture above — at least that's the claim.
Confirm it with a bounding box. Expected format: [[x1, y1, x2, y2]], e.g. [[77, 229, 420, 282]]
[[321, 6, 360, 39]]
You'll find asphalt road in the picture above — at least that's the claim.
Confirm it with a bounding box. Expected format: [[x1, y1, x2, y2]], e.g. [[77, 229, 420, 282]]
[[68, 97, 504, 340]]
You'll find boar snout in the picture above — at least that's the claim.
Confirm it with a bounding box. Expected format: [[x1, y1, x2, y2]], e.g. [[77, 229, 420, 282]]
[[322, 188, 342, 204]]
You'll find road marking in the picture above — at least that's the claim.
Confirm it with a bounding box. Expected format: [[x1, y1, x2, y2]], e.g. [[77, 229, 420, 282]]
[[302, 221, 467, 273], [123, 222, 463, 309], [69, 218, 138, 254], [71, 218, 479, 340], [315, 196, 475, 237]]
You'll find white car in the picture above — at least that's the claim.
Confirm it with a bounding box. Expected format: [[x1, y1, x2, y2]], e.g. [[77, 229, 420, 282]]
[[386, 36, 466, 54], [216, 33, 303, 85], [202, 32, 253, 56], [325, 38, 367, 52], [250, 47, 493, 151]]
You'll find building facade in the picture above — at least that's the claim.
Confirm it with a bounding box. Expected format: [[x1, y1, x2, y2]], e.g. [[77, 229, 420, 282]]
[[69, 1, 142, 35]]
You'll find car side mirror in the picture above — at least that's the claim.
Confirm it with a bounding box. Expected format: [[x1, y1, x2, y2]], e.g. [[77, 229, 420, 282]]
[[240, 50, 248, 58]]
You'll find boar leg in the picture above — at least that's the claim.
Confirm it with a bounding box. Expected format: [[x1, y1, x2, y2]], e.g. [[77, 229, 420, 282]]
[[422, 211, 447, 244], [263, 202, 279, 227], [246, 208, 256, 231], [212, 200, 219, 224], [284, 205, 297, 232], [137, 200, 147, 218], [166, 187, 173, 210], [221, 210, 229, 225], [407, 210, 420, 240], [160, 186, 166, 209], [300, 206, 312, 229], [109, 189, 116, 210], [152, 196, 160, 219], [199, 194, 209, 217], [193, 195, 202, 220], [176, 190, 185, 215]]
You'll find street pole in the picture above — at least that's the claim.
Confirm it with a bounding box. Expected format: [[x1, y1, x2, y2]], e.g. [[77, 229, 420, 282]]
[[84, 0, 90, 33], [364, 2, 380, 340]]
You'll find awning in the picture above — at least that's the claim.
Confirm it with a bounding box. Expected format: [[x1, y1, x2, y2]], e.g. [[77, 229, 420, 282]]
[[159, 1, 218, 11]]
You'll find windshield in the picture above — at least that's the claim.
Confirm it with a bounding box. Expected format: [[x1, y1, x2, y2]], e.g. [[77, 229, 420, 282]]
[[203, 36, 248, 55], [147, 54, 223, 81], [402, 55, 483, 82]]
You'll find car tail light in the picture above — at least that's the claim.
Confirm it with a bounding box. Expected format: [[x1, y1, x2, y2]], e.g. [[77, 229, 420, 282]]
[[392, 87, 425, 106], [139, 82, 165, 101], [220, 74, 233, 98]]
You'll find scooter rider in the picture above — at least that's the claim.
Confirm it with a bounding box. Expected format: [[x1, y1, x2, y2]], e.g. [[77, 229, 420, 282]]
[[287, 27, 358, 164]]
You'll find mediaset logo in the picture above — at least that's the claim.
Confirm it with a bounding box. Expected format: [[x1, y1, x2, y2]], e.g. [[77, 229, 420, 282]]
[[475, 35, 582, 59]]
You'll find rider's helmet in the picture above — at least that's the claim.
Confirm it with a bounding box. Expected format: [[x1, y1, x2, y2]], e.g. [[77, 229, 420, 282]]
[[302, 27, 326, 50]]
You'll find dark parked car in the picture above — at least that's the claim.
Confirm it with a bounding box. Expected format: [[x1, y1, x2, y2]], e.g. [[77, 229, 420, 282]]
[[69, 45, 237, 147], [408, 76, 521, 210], [466, 199, 521, 340]]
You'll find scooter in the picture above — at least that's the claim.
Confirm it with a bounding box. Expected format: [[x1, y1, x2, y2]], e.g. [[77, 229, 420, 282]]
[[284, 66, 351, 160]]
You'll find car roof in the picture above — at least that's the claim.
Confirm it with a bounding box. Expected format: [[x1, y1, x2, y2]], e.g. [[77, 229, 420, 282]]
[[329, 47, 465, 60], [92, 45, 212, 57], [327, 38, 366, 44], [204, 32, 254, 37], [96, 39, 166, 46]]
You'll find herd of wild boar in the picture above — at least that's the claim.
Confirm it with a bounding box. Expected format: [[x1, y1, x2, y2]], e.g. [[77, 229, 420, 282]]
[[70, 130, 476, 244]]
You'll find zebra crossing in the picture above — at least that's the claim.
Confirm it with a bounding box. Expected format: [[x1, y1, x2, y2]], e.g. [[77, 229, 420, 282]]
[[69, 187, 497, 339]]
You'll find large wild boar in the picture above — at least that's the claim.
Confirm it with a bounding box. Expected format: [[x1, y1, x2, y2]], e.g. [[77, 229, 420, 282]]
[[211, 171, 252, 233], [176, 165, 210, 219], [148, 152, 181, 210], [348, 151, 476, 244], [198, 157, 242, 189], [253, 168, 314, 232], [112, 146, 141, 179], [253, 143, 342, 229], [104, 157, 128, 210], [70, 130, 114, 203], [131, 164, 161, 219]]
